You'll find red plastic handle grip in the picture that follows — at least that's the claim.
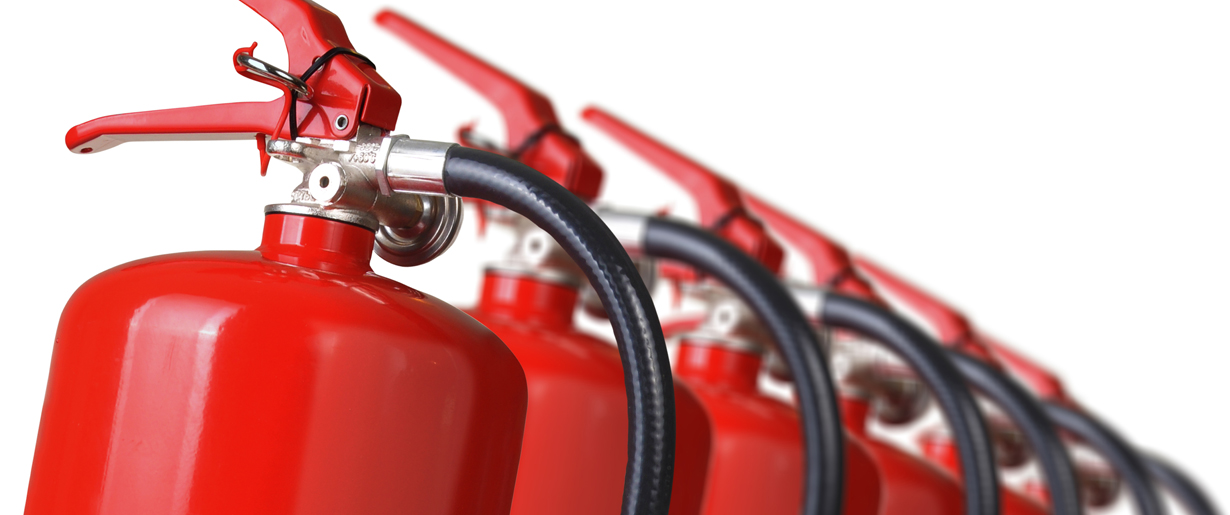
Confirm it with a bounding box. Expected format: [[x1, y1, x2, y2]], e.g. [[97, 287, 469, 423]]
[[376, 10, 603, 201], [580, 107, 784, 274], [376, 10, 553, 148], [66, 101, 283, 154]]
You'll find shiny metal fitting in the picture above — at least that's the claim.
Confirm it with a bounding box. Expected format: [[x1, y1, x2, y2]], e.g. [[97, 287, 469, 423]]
[[264, 124, 464, 267], [376, 136, 454, 196], [788, 283, 827, 323], [597, 209, 651, 250], [376, 195, 464, 267], [677, 285, 769, 356], [485, 216, 585, 288]]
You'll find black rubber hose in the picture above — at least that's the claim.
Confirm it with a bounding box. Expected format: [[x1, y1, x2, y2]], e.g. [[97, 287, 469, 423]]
[[818, 293, 999, 515], [945, 350, 1082, 515], [641, 217, 844, 515], [1144, 454, 1220, 515], [443, 146, 675, 515], [1042, 402, 1167, 515]]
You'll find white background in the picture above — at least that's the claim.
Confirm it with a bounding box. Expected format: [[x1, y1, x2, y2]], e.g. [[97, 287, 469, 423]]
[[2, 0, 1226, 512]]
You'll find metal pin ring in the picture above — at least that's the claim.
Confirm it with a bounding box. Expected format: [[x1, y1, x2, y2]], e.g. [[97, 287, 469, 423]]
[[236, 53, 312, 99]]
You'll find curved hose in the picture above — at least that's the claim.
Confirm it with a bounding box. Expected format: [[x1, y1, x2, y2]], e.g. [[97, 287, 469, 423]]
[[945, 350, 1082, 515], [443, 146, 675, 515], [1144, 454, 1220, 515], [641, 217, 844, 515], [818, 293, 999, 515], [1042, 402, 1167, 515]]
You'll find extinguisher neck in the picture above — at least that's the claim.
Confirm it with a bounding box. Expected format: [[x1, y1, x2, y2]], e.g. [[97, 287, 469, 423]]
[[477, 271, 579, 328], [675, 342, 763, 394], [840, 395, 873, 437], [258, 212, 375, 275]]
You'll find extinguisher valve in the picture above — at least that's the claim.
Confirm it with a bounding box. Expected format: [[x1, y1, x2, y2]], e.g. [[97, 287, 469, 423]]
[[485, 217, 585, 288], [789, 283, 936, 425], [680, 287, 771, 355], [262, 123, 464, 267]]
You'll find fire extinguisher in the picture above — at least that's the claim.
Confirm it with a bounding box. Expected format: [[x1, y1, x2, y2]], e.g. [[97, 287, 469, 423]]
[[376, 12, 865, 515], [741, 197, 1082, 515], [581, 109, 1004, 515], [26, 1, 677, 514], [373, 11, 712, 515], [574, 88, 882, 514], [913, 349, 1082, 515], [854, 258, 1219, 515], [594, 213, 856, 513], [852, 257, 1075, 408], [856, 261, 1220, 515], [663, 285, 884, 515], [852, 256, 1165, 513], [720, 195, 985, 515]]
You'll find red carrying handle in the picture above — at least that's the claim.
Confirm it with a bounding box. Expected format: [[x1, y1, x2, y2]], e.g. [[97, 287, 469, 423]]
[[67, 0, 400, 173], [741, 193, 887, 305], [581, 107, 785, 275], [853, 256, 999, 363], [376, 10, 603, 202]]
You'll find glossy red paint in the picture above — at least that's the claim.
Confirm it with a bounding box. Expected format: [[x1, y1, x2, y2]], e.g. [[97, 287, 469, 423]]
[[581, 107, 785, 274], [675, 343, 881, 515], [66, 0, 399, 160], [840, 397, 965, 515], [376, 11, 603, 202], [466, 272, 711, 515], [26, 214, 527, 515]]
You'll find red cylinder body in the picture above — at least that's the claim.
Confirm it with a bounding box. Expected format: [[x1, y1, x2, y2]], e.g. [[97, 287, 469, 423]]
[[917, 431, 1049, 515], [25, 213, 528, 515], [466, 271, 711, 515], [840, 397, 965, 514], [674, 342, 882, 515]]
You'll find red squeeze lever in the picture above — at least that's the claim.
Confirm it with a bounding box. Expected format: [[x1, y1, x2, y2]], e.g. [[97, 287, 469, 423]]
[[66, 0, 400, 174], [850, 256, 1086, 399], [376, 10, 603, 202], [979, 332, 1081, 410], [741, 206, 1047, 514], [581, 107, 785, 274], [848, 256, 1003, 364], [741, 193, 885, 305]]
